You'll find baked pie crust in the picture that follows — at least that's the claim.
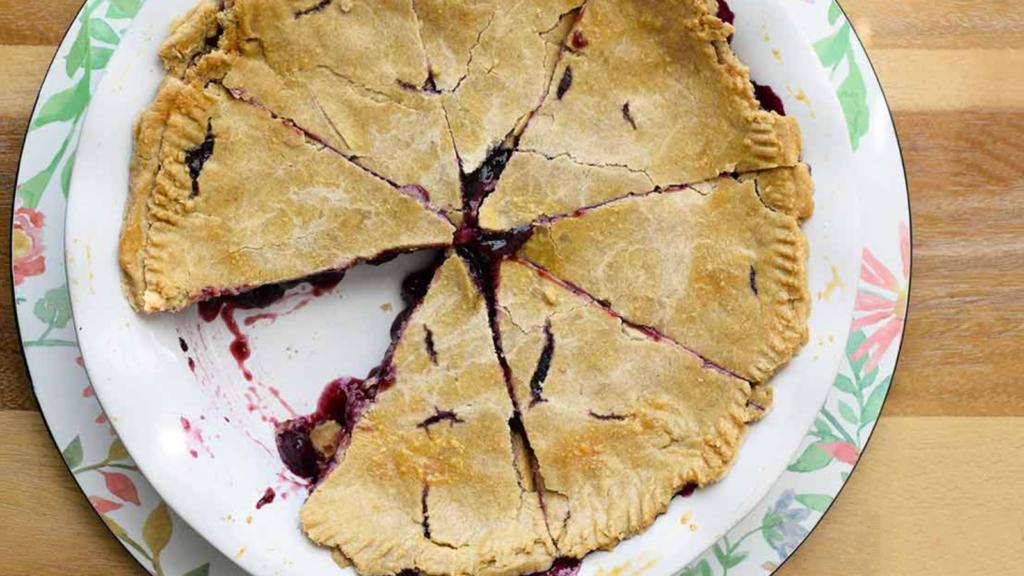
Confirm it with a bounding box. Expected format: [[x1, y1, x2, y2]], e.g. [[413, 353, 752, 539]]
[[517, 169, 812, 383], [301, 255, 556, 576], [120, 0, 815, 573]]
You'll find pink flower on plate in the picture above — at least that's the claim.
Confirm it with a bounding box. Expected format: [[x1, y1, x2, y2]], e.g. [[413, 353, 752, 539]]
[[12, 207, 45, 285], [851, 222, 909, 373], [817, 441, 860, 464]]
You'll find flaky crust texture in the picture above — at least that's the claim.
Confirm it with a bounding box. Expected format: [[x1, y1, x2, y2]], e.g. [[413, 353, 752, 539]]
[[497, 260, 766, 556], [518, 169, 811, 383], [302, 256, 557, 576], [122, 0, 815, 572], [123, 77, 453, 312]]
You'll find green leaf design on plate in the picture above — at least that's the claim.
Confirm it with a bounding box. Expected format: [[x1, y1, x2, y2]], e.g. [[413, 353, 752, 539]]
[[66, 23, 90, 77], [680, 559, 712, 576], [837, 60, 871, 150], [182, 564, 211, 576], [813, 417, 832, 437], [108, 437, 130, 462], [763, 526, 783, 545], [787, 442, 832, 473], [795, 493, 834, 512], [143, 502, 173, 568], [846, 330, 868, 379], [860, 375, 891, 426], [33, 286, 72, 330], [813, 22, 850, 71], [828, 0, 842, 25], [89, 46, 116, 69], [838, 400, 858, 424], [89, 18, 120, 44], [30, 75, 91, 130], [61, 151, 76, 198], [109, 0, 142, 19], [859, 366, 879, 390], [18, 151, 62, 208], [713, 543, 748, 569], [814, 16, 871, 150], [63, 436, 84, 469], [833, 374, 857, 394]]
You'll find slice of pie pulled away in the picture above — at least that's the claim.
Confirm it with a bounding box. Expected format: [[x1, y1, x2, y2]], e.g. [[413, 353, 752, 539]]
[[119, 0, 815, 574]]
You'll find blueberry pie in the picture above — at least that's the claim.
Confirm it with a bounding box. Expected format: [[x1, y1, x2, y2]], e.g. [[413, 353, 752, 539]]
[[120, 0, 814, 573]]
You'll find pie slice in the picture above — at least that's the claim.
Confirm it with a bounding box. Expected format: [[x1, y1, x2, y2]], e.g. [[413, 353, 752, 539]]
[[119, 78, 454, 313], [496, 258, 766, 557], [415, 0, 587, 172], [301, 255, 557, 576], [158, 0, 464, 214], [483, 0, 801, 229], [517, 169, 811, 383]]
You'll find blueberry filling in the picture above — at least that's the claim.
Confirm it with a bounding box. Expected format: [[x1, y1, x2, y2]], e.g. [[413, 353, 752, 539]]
[[752, 81, 786, 116], [184, 122, 215, 199], [424, 326, 439, 364], [421, 484, 433, 539], [275, 376, 378, 482], [422, 71, 440, 94], [294, 0, 332, 19], [255, 487, 276, 509], [621, 101, 637, 130], [528, 321, 554, 407], [749, 265, 758, 296], [569, 29, 589, 50], [716, 0, 736, 25], [588, 411, 626, 421], [417, 408, 464, 431], [530, 558, 582, 576], [276, 423, 321, 479], [556, 66, 573, 100]]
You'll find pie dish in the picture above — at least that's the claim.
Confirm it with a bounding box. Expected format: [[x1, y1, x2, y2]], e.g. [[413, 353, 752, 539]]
[[113, 0, 817, 574]]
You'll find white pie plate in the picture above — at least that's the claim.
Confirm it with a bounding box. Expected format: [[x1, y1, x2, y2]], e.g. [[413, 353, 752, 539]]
[[65, 1, 861, 575]]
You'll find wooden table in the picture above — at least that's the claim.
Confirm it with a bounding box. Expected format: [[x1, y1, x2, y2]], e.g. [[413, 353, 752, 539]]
[[2, 0, 1023, 574]]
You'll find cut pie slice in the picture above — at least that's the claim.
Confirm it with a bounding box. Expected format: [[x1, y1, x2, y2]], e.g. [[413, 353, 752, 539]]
[[487, 0, 801, 228], [496, 258, 766, 557], [517, 170, 811, 383], [119, 78, 454, 313], [301, 255, 557, 576], [414, 0, 587, 172], [158, 0, 464, 214]]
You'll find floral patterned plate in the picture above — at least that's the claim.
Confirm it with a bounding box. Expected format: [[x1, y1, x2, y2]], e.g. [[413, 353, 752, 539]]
[[12, 1, 909, 576]]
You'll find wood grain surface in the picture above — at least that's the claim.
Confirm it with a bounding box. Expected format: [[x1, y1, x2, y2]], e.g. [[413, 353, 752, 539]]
[[1, 0, 1022, 574]]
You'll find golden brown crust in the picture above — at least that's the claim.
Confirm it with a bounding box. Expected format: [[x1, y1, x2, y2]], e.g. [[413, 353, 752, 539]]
[[121, 80, 454, 312], [741, 163, 815, 221], [119, 77, 192, 311], [175, 0, 466, 213], [302, 256, 556, 576], [124, 1, 816, 569], [497, 260, 761, 557], [516, 0, 801, 189], [478, 151, 653, 231], [519, 172, 810, 383], [480, 159, 814, 232], [421, 0, 586, 172], [159, 0, 223, 77]]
